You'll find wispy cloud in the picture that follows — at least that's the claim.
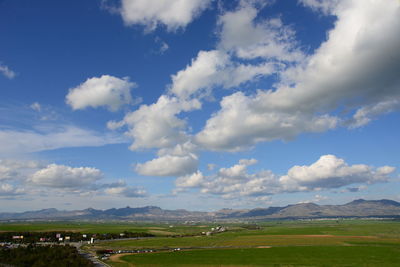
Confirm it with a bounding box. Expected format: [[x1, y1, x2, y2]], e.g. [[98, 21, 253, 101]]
[[0, 63, 16, 79]]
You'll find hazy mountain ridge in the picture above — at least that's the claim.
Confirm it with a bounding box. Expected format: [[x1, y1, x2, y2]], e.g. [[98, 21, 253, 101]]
[[1, 199, 400, 221]]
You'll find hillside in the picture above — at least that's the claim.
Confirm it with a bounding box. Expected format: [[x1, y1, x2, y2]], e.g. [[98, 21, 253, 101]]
[[1, 199, 399, 221]]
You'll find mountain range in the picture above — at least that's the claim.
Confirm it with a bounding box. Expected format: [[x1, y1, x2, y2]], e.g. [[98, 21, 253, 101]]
[[1, 199, 400, 221]]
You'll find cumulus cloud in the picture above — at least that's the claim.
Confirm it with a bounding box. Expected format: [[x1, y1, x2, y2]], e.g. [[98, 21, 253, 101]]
[[105, 186, 147, 198], [97, 178, 148, 198], [280, 155, 395, 191], [105, 0, 399, 185], [135, 141, 199, 177], [201, 162, 279, 197], [217, 3, 304, 62], [175, 171, 204, 188], [168, 1, 303, 101], [0, 184, 24, 197], [30, 164, 103, 189], [0, 63, 16, 79], [170, 50, 277, 99], [175, 158, 280, 198], [275, 0, 400, 113], [0, 160, 149, 199], [0, 159, 45, 181], [66, 75, 136, 111], [110, 95, 200, 150], [175, 155, 395, 199], [107, 94, 202, 178], [136, 153, 198, 177], [196, 91, 338, 151], [196, 0, 400, 151], [117, 0, 213, 31]]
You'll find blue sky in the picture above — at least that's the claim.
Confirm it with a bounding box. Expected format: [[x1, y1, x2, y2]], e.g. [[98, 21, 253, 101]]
[[0, 0, 399, 212]]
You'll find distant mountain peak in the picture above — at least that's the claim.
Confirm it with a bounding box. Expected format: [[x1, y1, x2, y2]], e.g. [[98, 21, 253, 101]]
[[347, 199, 400, 206], [348, 199, 366, 204], [1, 199, 399, 221]]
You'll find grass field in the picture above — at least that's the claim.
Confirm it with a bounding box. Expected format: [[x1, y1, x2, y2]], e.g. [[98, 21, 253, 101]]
[[0, 222, 216, 235], [113, 246, 400, 267], [92, 220, 400, 250], [2, 220, 400, 266], [90, 220, 400, 266]]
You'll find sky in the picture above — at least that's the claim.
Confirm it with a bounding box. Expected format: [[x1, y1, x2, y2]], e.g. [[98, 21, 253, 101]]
[[0, 0, 399, 212]]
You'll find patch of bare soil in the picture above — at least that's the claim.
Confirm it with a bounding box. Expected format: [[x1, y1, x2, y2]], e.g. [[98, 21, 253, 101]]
[[109, 253, 134, 264]]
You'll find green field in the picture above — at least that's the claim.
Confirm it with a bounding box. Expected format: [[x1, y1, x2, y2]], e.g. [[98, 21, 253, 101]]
[[2, 220, 400, 266], [0, 222, 216, 235], [92, 220, 400, 250], [114, 246, 400, 267], [92, 220, 400, 266]]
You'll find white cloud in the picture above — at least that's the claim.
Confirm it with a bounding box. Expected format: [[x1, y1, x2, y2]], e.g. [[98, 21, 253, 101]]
[[202, 167, 279, 198], [299, 0, 338, 15], [170, 50, 276, 99], [175, 155, 395, 199], [105, 186, 147, 198], [239, 158, 258, 166], [168, 1, 293, 101], [66, 75, 136, 111], [0, 63, 16, 79], [196, 0, 400, 151], [196, 91, 338, 151], [170, 50, 229, 99], [30, 102, 42, 112], [118, 0, 213, 31], [280, 155, 395, 191], [217, 3, 304, 62], [176, 158, 280, 198], [0, 184, 24, 197], [277, 0, 400, 114], [111, 95, 200, 150], [136, 153, 198, 177], [30, 164, 103, 189], [0, 160, 149, 198], [0, 159, 45, 181], [175, 171, 204, 188], [136, 142, 199, 177], [349, 99, 400, 128], [0, 125, 124, 156], [159, 42, 169, 54], [154, 37, 169, 54], [108, 94, 202, 178]]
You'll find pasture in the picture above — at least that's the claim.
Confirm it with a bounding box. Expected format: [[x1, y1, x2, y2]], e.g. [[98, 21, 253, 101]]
[[2, 220, 400, 266], [93, 220, 400, 266], [0, 221, 215, 235], [114, 246, 400, 267]]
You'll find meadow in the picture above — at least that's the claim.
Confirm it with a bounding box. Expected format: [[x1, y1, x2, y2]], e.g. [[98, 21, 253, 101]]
[[0, 221, 215, 235], [2, 220, 400, 266], [114, 246, 400, 267], [95, 220, 400, 266]]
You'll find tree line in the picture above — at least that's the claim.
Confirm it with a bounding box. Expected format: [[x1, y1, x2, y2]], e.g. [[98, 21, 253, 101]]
[[0, 245, 94, 267], [0, 231, 154, 243]]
